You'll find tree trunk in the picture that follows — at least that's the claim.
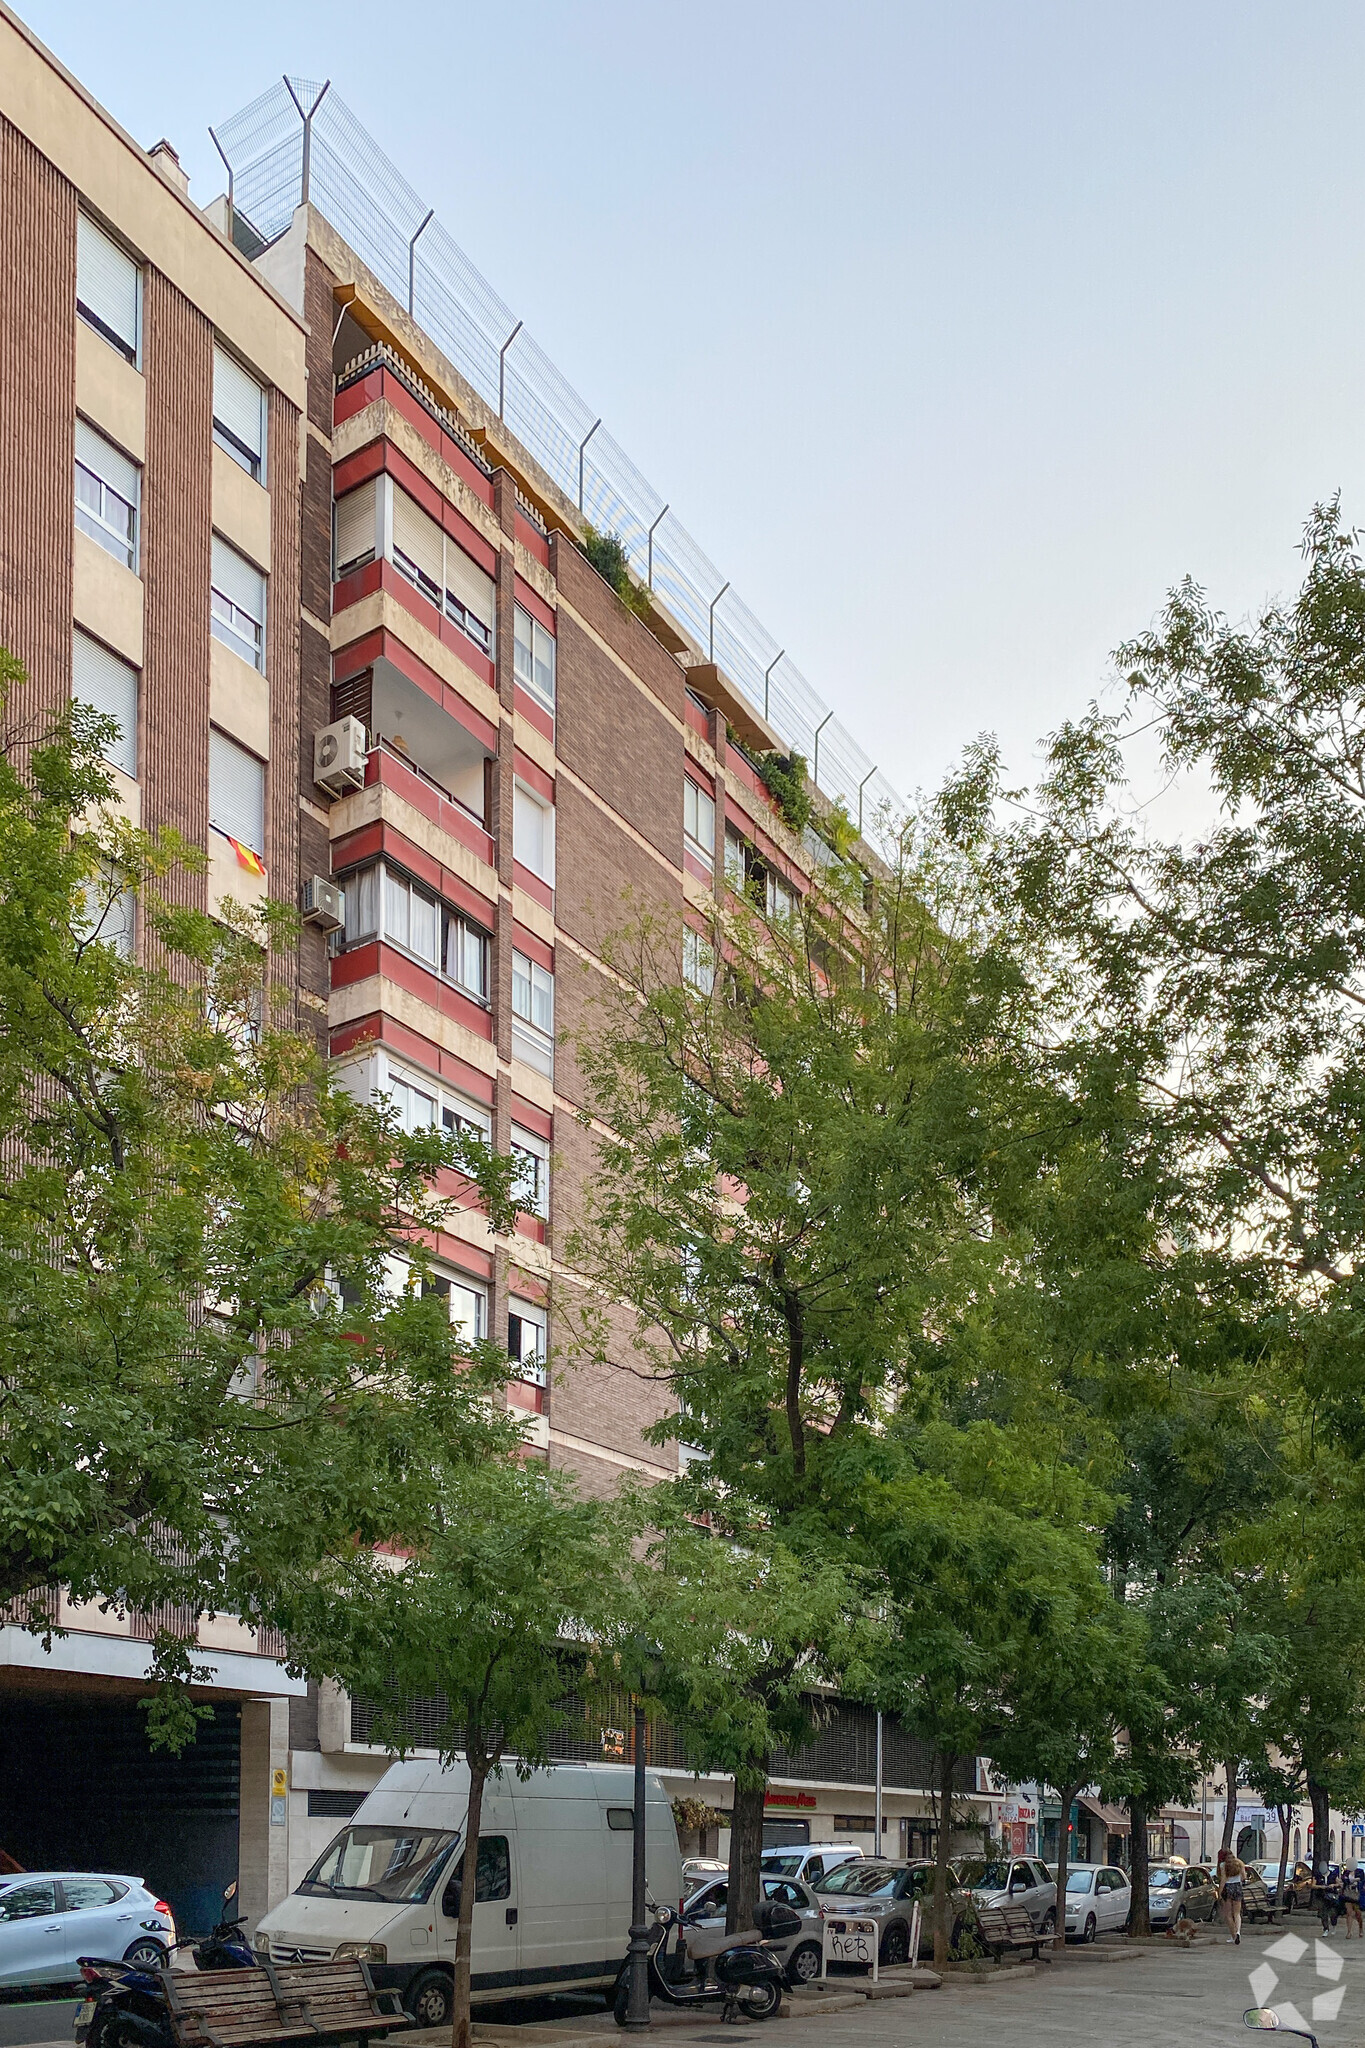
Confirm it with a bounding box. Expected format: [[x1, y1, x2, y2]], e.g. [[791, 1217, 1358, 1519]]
[[1220, 1758, 1240, 1854], [1308, 1773, 1331, 1874], [451, 1752, 487, 2048], [1053, 1780, 1083, 1951], [726, 1774, 766, 1934], [1276, 1804, 1292, 1913], [932, 1750, 957, 1968], [1127, 1797, 1150, 1936]]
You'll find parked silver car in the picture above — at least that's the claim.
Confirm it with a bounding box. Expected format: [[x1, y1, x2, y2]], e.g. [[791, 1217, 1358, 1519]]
[[816, 1859, 970, 1964], [1147, 1862, 1218, 1928], [681, 1874, 824, 1986], [760, 1845, 863, 1888], [954, 1855, 1058, 1934], [0, 1874, 175, 1987]]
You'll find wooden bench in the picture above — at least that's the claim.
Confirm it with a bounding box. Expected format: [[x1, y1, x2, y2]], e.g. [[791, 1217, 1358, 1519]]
[[1240, 1876, 1282, 1926], [159, 1960, 410, 2048], [974, 1902, 1043, 1961]]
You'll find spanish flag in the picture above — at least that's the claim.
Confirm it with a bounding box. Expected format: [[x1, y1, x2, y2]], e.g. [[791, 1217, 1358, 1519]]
[[227, 836, 266, 876]]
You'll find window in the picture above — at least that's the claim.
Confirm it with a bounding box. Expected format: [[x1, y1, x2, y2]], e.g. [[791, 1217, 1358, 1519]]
[[441, 1837, 511, 1916], [683, 926, 715, 994], [766, 870, 799, 923], [511, 1124, 549, 1219], [0, 1882, 58, 1921], [342, 862, 489, 1000], [75, 420, 138, 569], [76, 214, 139, 362], [334, 481, 378, 579], [607, 1809, 634, 1832], [513, 781, 555, 885], [390, 484, 493, 655], [213, 344, 266, 481], [684, 778, 715, 867], [64, 1879, 128, 1911], [381, 1058, 490, 1144], [508, 1297, 547, 1385], [511, 950, 554, 1075], [724, 824, 747, 892], [422, 1269, 488, 1345], [76, 864, 135, 959], [514, 605, 556, 707], [73, 631, 137, 777], [211, 535, 266, 672], [209, 728, 265, 855]]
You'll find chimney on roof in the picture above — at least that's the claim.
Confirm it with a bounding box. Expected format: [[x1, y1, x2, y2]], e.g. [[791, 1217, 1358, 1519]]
[[148, 139, 189, 196]]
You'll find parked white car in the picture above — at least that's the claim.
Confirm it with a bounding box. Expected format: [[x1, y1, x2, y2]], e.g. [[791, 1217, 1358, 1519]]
[[760, 1845, 863, 1888], [0, 1874, 175, 1987], [1062, 1865, 1132, 1942], [683, 1874, 825, 1986]]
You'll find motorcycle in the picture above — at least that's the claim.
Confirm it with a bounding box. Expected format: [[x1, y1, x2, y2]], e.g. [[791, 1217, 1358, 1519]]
[[611, 1897, 799, 2025], [76, 1885, 254, 2048]]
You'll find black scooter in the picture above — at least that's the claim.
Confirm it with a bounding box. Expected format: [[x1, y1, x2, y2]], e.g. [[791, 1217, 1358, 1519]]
[[76, 1886, 255, 2048], [612, 1898, 798, 2025]]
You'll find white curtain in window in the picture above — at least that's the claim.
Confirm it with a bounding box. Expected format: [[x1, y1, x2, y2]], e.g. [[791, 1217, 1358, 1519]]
[[209, 728, 265, 852], [77, 215, 138, 355], [73, 631, 137, 778], [213, 345, 265, 466]]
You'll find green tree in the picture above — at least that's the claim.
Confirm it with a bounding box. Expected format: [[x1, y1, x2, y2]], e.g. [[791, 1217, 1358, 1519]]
[[0, 652, 518, 1742], [286, 1457, 630, 2048]]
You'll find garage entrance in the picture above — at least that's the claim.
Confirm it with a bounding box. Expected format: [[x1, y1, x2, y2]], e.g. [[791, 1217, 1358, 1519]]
[[0, 1692, 240, 1936]]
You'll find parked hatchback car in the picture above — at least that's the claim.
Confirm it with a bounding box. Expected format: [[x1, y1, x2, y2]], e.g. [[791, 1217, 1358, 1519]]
[[0, 1874, 175, 1987], [1062, 1865, 1131, 1942], [1254, 1860, 1315, 1911], [760, 1845, 863, 1888], [682, 1875, 824, 1986], [815, 1859, 970, 1964], [954, 1856, 1058, 1934], [1147, 1863, 1218, 1928]]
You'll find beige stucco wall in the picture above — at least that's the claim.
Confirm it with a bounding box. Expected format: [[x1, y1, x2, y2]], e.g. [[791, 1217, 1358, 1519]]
[[72, 528, 142, 664], [75, 320, 145, 462]]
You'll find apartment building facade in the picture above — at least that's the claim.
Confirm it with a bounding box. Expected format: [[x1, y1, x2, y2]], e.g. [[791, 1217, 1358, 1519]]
[[0, 5, 318, 1936], [0, 6, 984, 1935]]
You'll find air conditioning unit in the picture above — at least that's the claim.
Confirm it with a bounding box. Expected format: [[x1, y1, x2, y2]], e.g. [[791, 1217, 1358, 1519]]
[[313, 716, 367, 796], [301, 875, 346, 932]]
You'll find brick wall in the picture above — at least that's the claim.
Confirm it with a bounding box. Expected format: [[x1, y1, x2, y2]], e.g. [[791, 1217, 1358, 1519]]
[[141, 270, 212, 914], [555, 611, 683, 864], [0, 118, 75, 718]]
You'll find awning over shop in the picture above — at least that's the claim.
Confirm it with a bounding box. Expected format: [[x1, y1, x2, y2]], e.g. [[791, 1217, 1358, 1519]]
[[1078, 1795, 1130, 1833]]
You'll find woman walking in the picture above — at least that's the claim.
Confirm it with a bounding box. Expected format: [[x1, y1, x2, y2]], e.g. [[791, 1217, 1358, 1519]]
[[1343, 1863, 1364, 1938], [1221, 1852, 1246, 1944]]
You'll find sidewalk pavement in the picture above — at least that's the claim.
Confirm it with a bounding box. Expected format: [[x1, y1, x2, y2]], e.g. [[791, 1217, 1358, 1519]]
[[436, 1924, 1365, 2048]]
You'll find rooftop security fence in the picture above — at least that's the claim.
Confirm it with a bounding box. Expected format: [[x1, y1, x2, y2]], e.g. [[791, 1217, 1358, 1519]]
[[211, 78, 904, 841]]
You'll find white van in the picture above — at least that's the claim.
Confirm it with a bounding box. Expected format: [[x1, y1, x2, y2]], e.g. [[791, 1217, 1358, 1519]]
[[256, 1759, 683, 2027]]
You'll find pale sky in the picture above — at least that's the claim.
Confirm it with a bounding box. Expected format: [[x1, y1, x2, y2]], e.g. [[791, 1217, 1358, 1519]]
[[23, 0, 1365, 807]]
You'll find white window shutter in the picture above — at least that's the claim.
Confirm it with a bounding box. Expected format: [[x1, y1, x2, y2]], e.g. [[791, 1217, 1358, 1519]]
[[334, 482, 377, 574], [211, 534, 266, 620], [443, 540, 495, 635], [73, 631, 137, 778], [209, 728, 266, 852], [77, 215, 138, 356], [213, 345, 266, 467], [76, 419, 139, 508], [391, 488, 443, 590]]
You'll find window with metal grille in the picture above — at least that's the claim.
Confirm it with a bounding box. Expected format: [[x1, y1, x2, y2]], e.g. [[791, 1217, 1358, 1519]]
[[209, 728, 265, 854], [73, 630, 137, 778], [213, 344, 266, 480], [211, 535, 266, 672], [76, 214, 139, 362], [513, 605, 555, 706], [75, 420, 138, 569]]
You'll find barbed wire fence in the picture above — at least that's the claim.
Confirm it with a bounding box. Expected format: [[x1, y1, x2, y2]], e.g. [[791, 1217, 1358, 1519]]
[[211, 78, 903, 842]]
